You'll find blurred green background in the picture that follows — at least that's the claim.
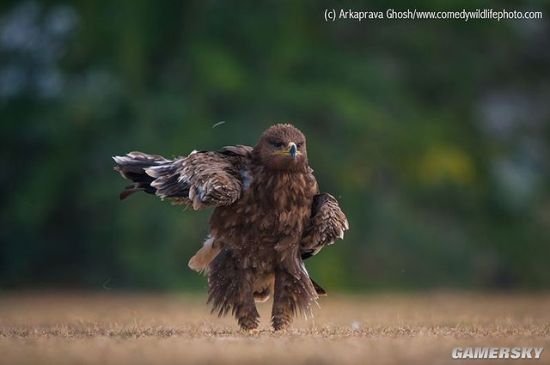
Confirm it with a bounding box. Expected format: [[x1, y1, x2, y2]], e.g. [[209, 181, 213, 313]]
[[1, 1, 549, 292]]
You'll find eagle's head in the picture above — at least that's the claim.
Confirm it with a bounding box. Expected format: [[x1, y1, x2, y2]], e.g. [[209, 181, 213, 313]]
[[254, 123, 308, 171]]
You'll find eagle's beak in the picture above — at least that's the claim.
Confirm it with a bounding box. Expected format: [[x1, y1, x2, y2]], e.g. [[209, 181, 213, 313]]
[[273, 142, 300, 158], [288, 142, 297, 159]]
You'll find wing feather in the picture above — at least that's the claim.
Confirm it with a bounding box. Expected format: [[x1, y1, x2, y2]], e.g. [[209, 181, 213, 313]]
[[114, 146, 252, 209], [300, 193, 348, 259]]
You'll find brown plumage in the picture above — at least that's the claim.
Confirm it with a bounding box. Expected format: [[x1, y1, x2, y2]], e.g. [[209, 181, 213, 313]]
[[113, 124, 349, 330]]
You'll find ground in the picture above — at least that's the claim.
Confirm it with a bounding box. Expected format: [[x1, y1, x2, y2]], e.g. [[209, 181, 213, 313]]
[[0, 292, 549, 365]]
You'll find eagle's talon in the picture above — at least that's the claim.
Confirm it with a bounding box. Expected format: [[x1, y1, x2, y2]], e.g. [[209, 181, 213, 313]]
[[238, 317, 259, 331], [272, 317, 290, 331], [241, 328, 260, 335]]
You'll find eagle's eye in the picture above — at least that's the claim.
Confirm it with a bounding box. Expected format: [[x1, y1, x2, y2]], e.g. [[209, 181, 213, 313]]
[[297, 142, 304, 149], [270, 140, 284, 148]]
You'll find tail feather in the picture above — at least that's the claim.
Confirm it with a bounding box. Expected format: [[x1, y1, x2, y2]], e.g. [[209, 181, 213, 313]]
[[311, 278, 327, 296]]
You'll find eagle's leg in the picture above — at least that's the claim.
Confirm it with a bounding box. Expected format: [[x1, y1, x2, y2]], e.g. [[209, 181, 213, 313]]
[[272, 268, 297, 330], [272, 264, 318, 331], [207, 249, 259, 330], [235, 286, 260, 331]]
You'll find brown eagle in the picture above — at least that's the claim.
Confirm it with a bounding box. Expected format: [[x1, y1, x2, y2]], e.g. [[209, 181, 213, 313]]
[[113, 124, 348, 330]]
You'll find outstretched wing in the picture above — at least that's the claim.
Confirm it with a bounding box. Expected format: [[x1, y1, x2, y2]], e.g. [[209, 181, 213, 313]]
[[113, 145, 252, 210], [300, 193, 349, 259]]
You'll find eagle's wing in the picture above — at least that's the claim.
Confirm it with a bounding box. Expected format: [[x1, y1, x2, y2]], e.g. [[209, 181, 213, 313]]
[[300, 193, 349, 259], [113, 145, 252, 210]]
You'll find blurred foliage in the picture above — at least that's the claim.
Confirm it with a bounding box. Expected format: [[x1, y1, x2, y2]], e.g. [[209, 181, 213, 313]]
[[1, 0, 549, 291]]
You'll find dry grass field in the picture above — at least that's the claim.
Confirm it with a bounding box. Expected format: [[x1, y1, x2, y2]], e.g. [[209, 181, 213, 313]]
[[1, 292, 549, 365]]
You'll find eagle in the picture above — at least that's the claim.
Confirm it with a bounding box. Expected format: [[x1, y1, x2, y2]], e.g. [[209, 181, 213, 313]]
[[113, 124, 348, 330]]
